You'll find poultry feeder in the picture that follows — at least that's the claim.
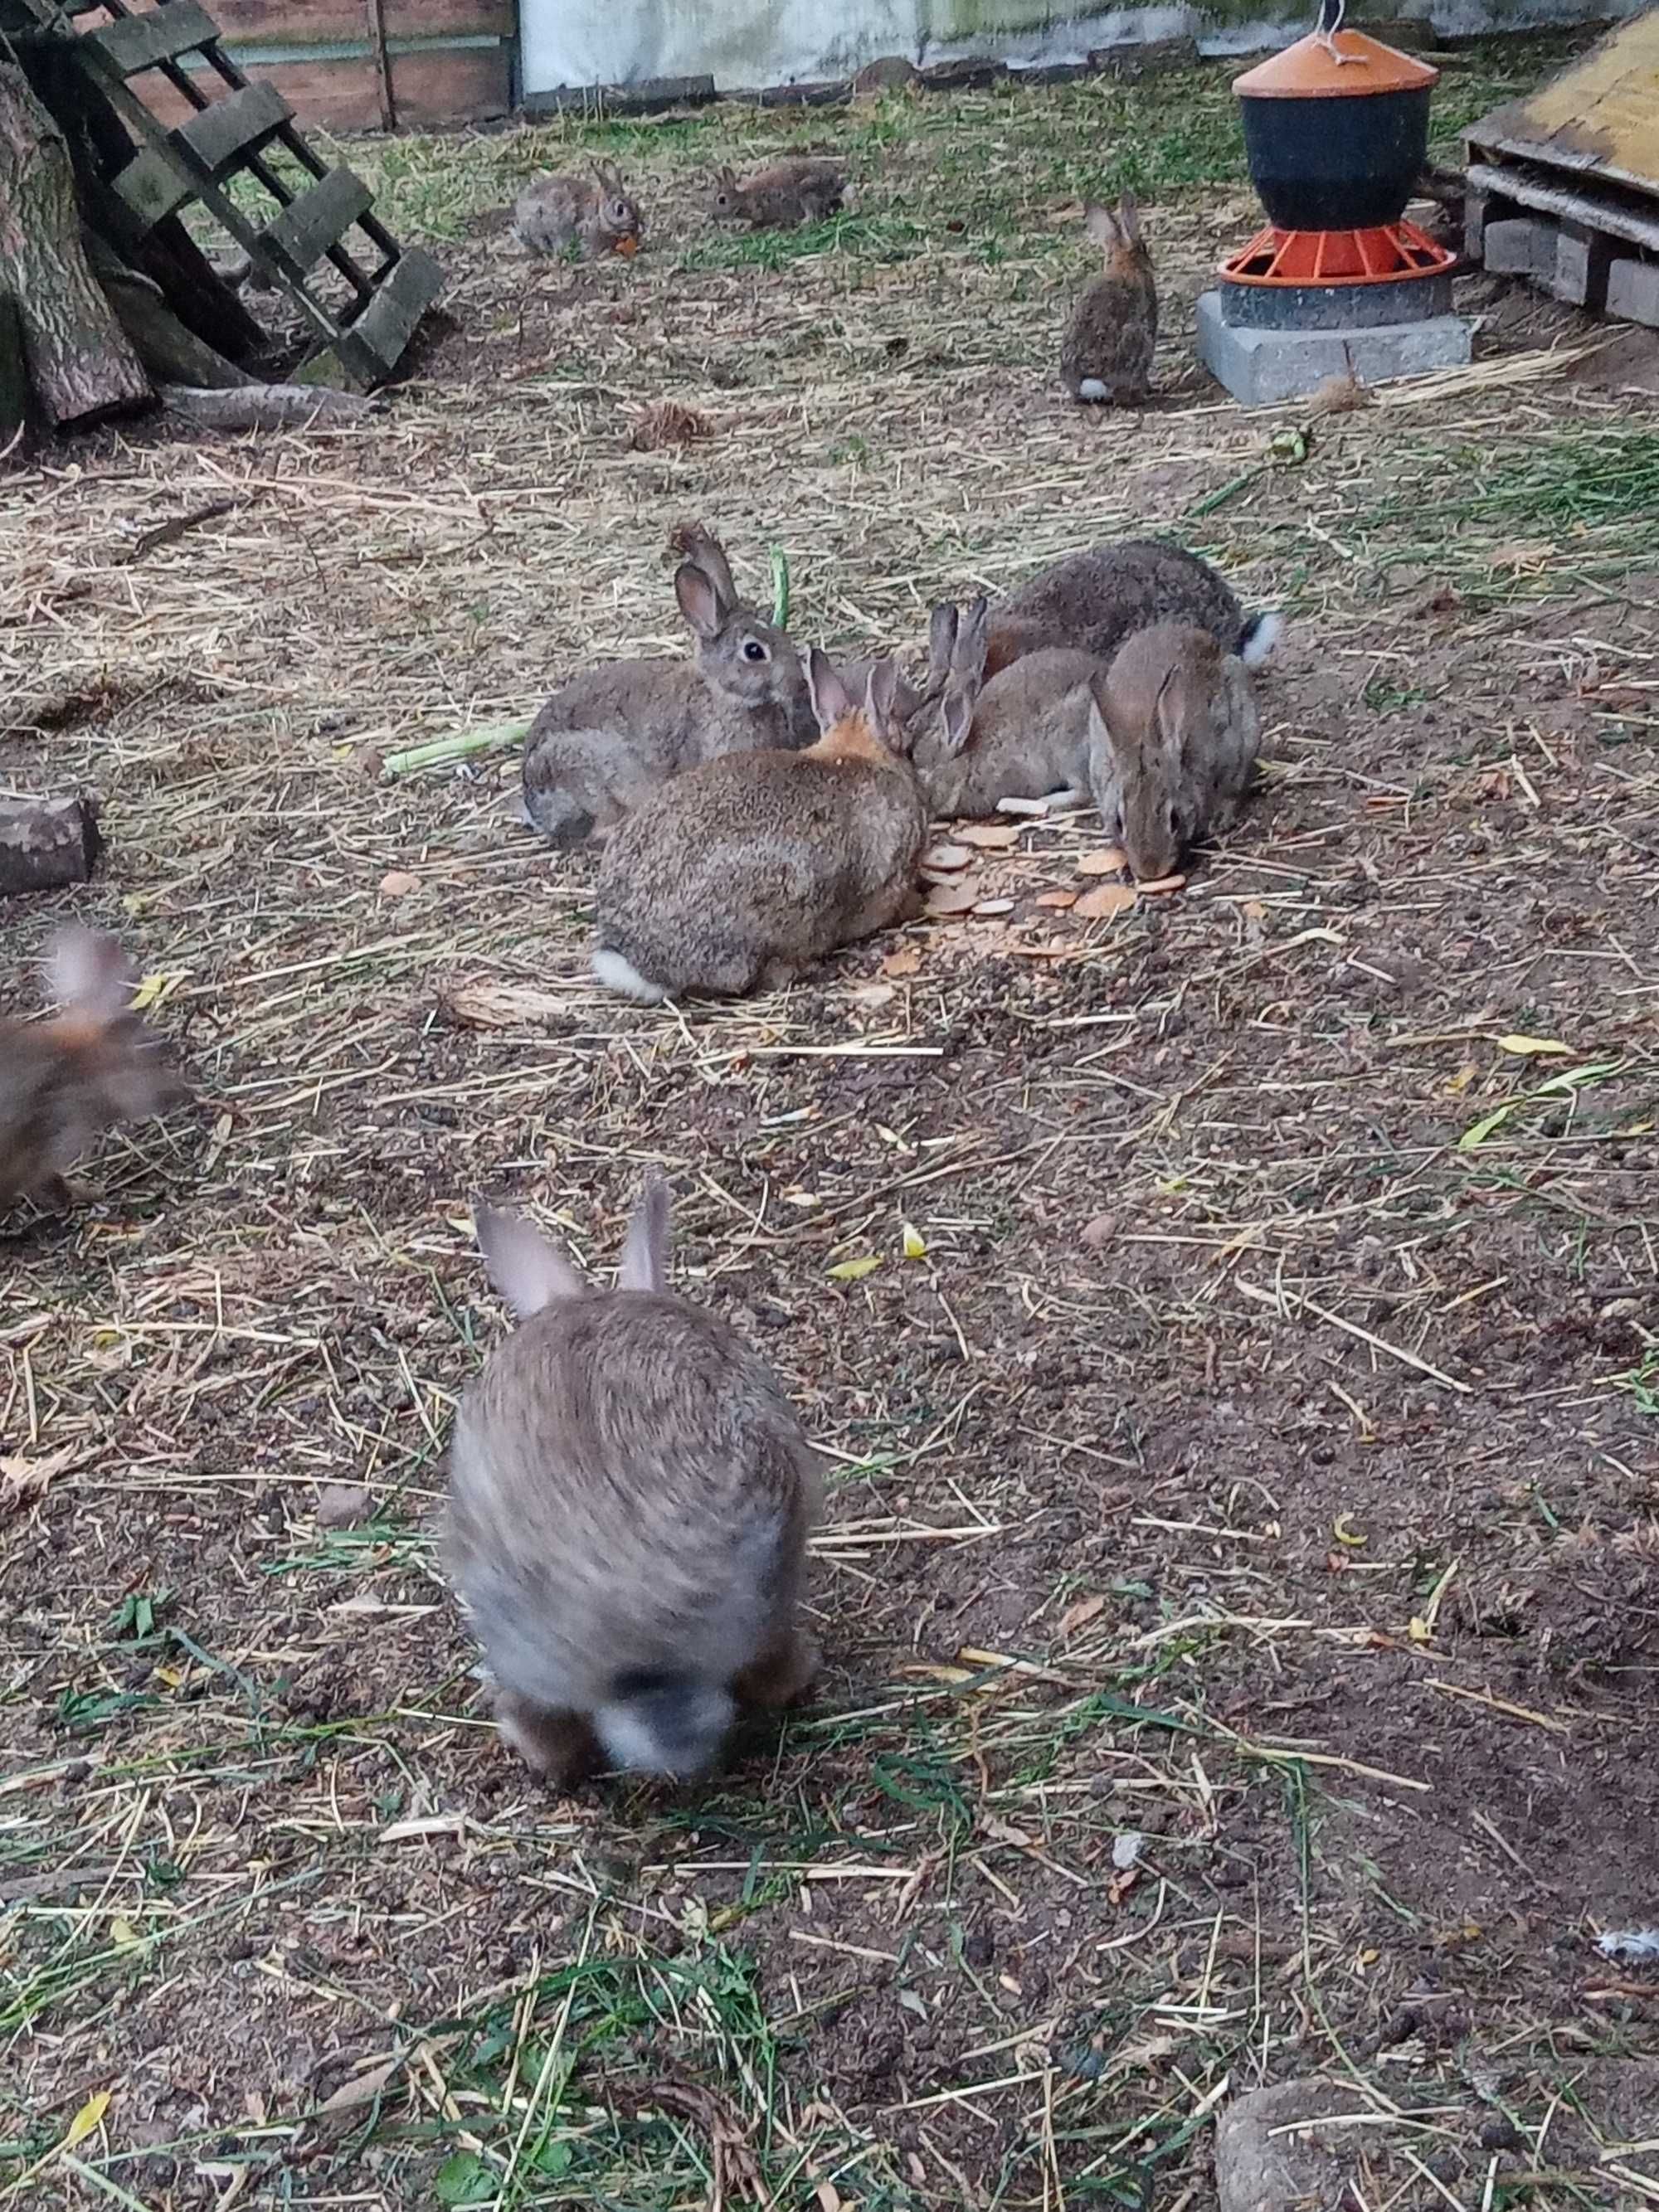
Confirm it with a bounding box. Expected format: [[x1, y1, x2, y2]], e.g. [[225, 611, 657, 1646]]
[[1195, 0, 1472, 406]]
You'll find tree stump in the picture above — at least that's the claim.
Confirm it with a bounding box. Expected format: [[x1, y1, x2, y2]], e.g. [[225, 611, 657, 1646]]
[[0, 795, 105, 896], [0, 64, 152, 428], [0, 292, 31, 455]]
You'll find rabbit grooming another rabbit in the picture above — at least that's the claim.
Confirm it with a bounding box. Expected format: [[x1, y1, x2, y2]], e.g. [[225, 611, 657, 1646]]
[[446, 1180, 820, 1788]]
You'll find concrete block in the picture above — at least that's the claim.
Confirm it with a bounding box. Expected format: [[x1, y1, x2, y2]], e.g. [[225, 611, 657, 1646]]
[[1551, 220, 1615, 311], [1608, 257, 1659, 328], [1195, 290, 1472, 406], [1482, 216, 1551, 277]]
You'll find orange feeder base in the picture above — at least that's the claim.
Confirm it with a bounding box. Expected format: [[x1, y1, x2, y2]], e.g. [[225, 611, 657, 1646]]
[[1220, 218, 1458, 287]]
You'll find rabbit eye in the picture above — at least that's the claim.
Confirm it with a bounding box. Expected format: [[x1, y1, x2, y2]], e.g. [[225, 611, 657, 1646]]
[[743, 639, 767, 663]]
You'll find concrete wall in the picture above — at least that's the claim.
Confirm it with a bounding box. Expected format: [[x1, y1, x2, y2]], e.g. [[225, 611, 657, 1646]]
[[519, 0, 1636, 99]]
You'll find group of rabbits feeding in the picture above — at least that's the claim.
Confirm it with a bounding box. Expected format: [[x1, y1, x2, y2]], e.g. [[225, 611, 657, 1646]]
[[521, 524, 1282, 1004], [511, 149, 1162, 406]]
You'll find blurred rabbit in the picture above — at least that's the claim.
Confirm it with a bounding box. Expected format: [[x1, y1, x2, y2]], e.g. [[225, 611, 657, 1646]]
[[1060, 194, 1156, 405], [591, 654, 927, 1002], [1, 926, 182, 1210], [985, 537, 1282, 679], [522, 527, 816, 848], [1087, 620, 1262, 880], [447, 1181, 819, 1787], [513, 160, 643, 259], [708, 158, 849, 229]]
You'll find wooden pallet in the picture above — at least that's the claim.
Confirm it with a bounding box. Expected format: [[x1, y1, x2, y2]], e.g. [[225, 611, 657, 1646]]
[[9, 0, 443, 387]]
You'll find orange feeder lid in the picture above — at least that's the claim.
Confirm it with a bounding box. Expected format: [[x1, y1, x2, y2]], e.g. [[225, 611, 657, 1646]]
[[1232, 28, 1439, 98]]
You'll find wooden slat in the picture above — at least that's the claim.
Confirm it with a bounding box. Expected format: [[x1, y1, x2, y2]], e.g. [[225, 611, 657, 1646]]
[[114, 83, 292, 228], [258, 164, 371, 275], [342, 243, 442, 367], [139, 46, 509, 133], [89, 1, 222, 76], [207, 0, 511, 40]]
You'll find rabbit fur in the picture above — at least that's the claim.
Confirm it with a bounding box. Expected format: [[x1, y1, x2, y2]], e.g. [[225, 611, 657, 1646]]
[[1059, 195, 1157, 406], [1087, 620, 1261, 880], [447, 1180, 820, 1787], [591, 654, 927, 1003], [521, 530, 816, 848], [985, 537, 1282, 681], [708, 158, 848, 229], [911, 598, 1106, 819], [1, 926, 182, 1211], [513, 161, 642, 259]]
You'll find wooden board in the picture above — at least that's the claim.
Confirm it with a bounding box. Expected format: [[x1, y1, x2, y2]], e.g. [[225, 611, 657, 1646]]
[[1467, 10, 1659, 207], [114, 82, 292, 227], [206, 0, 511, 41], [89, 0, 221, 75], [260, 164, 372, 275], [141, 43, 509, 131]]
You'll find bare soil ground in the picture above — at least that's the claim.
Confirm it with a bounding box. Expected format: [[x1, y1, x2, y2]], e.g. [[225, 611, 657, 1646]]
[[3, 43, 1658, 2211]]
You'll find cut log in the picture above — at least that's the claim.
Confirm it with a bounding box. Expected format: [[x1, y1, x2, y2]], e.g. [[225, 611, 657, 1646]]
[[0, 292, 32, 455], [0, 796, 105, 897], [0, 64, 152, 428], [160, 382, 380, 430], [85, 232, 252, 389]]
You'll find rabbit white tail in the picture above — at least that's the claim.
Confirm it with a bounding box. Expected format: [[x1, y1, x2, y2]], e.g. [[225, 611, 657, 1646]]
[[592, 948, 668, 1004], [596, 1675, 736, 1777], [1238, 611, 1284, 668], [1077, 378, 1108, 401]]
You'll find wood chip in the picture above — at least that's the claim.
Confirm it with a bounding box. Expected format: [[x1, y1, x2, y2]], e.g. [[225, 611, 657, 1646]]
[[378, 869, 419, 899], [1076, 847, 1129, 877], [1073, 883, 1137, 921], [1034, 889, 1078, 910], [923, 882, 978, 917], [922, 842, 972, 873], [440, 981, 574, 1028], [1136, 873, 1186, 896], [972, 897, 1015, 917], [957, 824, 1020, 850]]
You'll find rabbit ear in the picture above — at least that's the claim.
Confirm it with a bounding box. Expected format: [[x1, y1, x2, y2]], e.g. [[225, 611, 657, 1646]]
[[474, 1203, 585, 1317], [675, 560, 728, 639], [952, 596, 990, 692], [927, 601, 959, 682], [1151, 661, 1188, 755], [806, 647, 854, 732], [684, 527, 737, 605], [939, 684, 975, 759], [864, 658, 899, 737], [1084, 202, 1121, 249], [47, 927, 134, 1023], [1117, 191, 1141, 244], [617, 1176, 670, 1292], [596, 158, 624, 192]]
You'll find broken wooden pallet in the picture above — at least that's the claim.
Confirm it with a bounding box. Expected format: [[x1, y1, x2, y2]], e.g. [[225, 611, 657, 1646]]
[[8, 0, 443, 387]]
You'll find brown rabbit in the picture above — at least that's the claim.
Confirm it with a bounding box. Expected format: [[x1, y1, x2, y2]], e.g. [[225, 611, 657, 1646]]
[[1, 926, 182, 1210], [1060, 195, 1156, 405], [912, 598, 1104, 819], [985, 538, 1282, 680], [1087, 620, 1262, 880], [513, 160, 643, 259], [446, 1180, 820, 1787], [708, 158, 848, 229], [591, 654, 926, 1003], [521, 529, 816, 848]]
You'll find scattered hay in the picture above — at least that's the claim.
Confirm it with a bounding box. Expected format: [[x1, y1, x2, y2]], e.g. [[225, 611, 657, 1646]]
[[631, 397, 714, 450]]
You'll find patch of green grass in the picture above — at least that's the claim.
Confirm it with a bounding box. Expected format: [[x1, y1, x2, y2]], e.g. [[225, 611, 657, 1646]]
[[674, 211, 929, 271]]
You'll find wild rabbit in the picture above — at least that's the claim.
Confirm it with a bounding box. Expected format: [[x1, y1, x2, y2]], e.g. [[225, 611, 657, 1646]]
[[447, 1180, 820, 1788], [912, 598, 1106, 819], [1060, 195, 1156, 405], [834, 601, 962, 742], [522, 528, 816, 848], [513, 161, 642, 259], [708, 158, 848, 229], [1087, 620, 1262, 880], [591, 653, 927, 1002], [1, 926, 182, 1210], [985, 537, 1282, 679]]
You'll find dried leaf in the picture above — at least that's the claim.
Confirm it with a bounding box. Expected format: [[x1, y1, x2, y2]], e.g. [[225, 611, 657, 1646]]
[[0, 1442, 85, 1511], [1079, 1213, 1112, 1250], [980, 1814, 1038, 1850], [63, 2092, 110, 2149], [314, 2059, 398, 2119], [901, 1223, 927, 1259], [827, 1256, 881, 1282], [972, 897, 1015, 917], [1073, 883, 1137, 921], [815, 2184, 844, 2212], [923, 882, 978, 917], [1034, 889, 1078, 910], [1487, 539, 1553, 571], [1076, 848, 1129, 877], [922, 842, 972, 873], [379, 869, 420, 900], [1496, 1033, 1571, 1057], [128, 970, 179, 1012], [109, 1917, 142, 1950], [880, 945, 922, 978], [316, 1482, 372, 1529], [1058, 1592, 1107, 1639], [957, 824, 1020, 850]]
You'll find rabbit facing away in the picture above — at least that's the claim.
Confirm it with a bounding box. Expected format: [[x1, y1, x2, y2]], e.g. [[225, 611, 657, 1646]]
[[708, 158, 848, 229], [513, 161, 642, 259], [985, 538, 1282, 681], [521, 530, 816, 848], [1060, 196, 1157, 406], [1, 926, 182, 1211], [912, 598, 1106, 819], [447, 1181, 820, 1788], [591, 654, 927, 1004], [1087, 620, 1262, 880]]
